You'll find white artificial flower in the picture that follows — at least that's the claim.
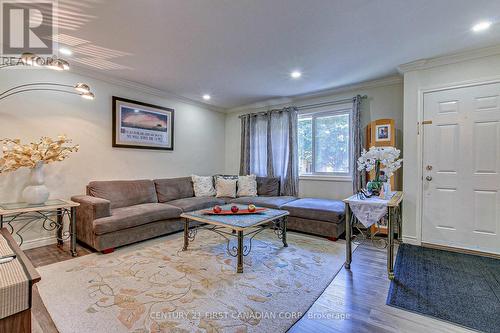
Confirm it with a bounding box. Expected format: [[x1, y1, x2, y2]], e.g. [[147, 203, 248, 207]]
[[357, 146, 403, 178]]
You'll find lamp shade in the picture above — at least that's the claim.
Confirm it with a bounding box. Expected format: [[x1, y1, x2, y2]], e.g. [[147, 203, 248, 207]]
[[20, 53, 40, 66], [74, 83, 90, 93], [81, 92, 95, 100]]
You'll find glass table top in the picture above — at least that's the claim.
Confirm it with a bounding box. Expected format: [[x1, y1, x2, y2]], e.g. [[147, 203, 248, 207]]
[[182, 204, 288, 229], [0, 199, 67, 211]]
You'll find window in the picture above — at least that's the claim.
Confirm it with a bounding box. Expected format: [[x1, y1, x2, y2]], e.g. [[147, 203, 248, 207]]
[[298, 107, 352, 178]]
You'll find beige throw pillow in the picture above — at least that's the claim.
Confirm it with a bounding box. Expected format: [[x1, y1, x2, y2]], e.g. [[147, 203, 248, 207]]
[[191, 175, 216, 197], [237, 174, 258, 197], [216, 178, 237, 198]]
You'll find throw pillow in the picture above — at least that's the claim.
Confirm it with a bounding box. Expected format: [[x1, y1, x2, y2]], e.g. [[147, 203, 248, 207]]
[[237, 174, 258, 197], [215, 177, 237, 198], [191, 175, 216, 197]]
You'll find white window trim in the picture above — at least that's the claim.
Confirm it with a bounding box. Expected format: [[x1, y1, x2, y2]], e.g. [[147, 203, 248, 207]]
[[298, 103, 353, 180], [299, 174, 352, 182]]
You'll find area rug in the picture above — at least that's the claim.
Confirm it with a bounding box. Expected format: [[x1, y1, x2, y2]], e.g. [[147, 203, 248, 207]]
[[37, 229, 350, 333], [387, 244, 500, 333]]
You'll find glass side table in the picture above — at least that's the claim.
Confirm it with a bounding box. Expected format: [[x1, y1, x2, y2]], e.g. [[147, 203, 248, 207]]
[[0, 199, 80, 256]]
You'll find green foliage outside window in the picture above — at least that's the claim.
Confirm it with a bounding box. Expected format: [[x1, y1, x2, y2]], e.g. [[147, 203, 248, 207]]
[[298, 112, 350, 175]]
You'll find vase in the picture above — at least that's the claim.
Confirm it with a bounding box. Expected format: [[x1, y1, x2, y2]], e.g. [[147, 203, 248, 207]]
[[22, 162, 49, 205], [367, 160, 382, 195], [367, 180, 382, 195]]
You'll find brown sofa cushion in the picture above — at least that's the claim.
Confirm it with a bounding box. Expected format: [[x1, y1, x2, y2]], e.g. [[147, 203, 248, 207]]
[[93, 203, 182, 235], [168, 196, 226, 212], [154, 177, 194, 203], [256, 177, 280, 196], [87, 180, 158, 209], [230, 196, 297, 209], [281, 198, 345, 224]]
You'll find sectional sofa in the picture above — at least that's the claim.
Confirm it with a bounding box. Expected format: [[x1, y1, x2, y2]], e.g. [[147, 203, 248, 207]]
[[71, 176, 345, 252]]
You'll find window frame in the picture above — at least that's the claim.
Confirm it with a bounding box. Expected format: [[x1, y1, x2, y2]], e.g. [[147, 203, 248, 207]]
[[298, 103, 353, 181]]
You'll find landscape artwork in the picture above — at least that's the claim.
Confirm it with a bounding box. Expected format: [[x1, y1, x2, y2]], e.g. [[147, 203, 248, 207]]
[[112, 97, 174, 150]]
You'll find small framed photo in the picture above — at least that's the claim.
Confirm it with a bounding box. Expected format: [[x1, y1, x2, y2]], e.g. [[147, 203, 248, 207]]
[[375, 124, 391, 142], [112, 97, 174, 150]]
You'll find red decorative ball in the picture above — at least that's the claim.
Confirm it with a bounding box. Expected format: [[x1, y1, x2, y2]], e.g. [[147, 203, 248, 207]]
[[213, 205, 222, 213], [231, 205, 239, 213]]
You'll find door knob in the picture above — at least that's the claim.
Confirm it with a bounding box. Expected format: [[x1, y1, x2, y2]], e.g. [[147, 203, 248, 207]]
[[426, 176, 433, 181]]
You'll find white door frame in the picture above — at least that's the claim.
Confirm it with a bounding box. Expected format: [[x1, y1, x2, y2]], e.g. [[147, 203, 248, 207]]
[[416, 75, 500, 245]]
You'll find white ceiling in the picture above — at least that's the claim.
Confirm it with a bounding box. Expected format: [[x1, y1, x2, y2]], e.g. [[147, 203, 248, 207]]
[[55, 0, 500, 109]]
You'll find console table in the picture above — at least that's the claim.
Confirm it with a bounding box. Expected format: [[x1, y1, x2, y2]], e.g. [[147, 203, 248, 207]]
[[0, 199, 79, 256], [344, 191, 403, 279]]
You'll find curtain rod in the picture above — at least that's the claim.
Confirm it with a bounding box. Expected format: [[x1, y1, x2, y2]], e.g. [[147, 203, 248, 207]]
[[238, 95, 367, 118]]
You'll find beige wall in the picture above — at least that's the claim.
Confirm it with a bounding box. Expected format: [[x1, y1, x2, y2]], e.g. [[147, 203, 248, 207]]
[[402, 51, 500, 244], [0, 68, 225, 248], [224, 78, 404, 200], [0, 70, 404, 249]]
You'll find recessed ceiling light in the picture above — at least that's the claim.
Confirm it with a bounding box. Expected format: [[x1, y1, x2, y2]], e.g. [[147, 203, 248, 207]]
[[202, 94, 211, 100], [472, 21, 492, 32], [59, 47, 73, 56], [290, 70, 302, 79]]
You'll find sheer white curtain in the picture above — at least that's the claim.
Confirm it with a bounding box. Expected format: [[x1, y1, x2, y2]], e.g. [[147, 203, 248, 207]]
[[250, 116, 267, 176], [240, 107, 298, 196]]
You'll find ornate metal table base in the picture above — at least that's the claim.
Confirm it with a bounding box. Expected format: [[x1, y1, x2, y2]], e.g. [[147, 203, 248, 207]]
[[182, 216, 288, 273], [344, 192, 403, 280], [0, 206, 77, 257]]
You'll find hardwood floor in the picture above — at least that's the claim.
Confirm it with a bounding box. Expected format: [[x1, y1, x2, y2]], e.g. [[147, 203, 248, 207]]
[[25, 242, 93, 333], [289, 244, 473, 333], [24, 240, 472, 333]]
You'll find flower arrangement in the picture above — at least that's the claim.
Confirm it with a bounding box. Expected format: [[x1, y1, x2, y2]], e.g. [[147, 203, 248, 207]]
[[0, 135, 79, 173], [357, 146, 403, 177], [357, 146, 402, 194]]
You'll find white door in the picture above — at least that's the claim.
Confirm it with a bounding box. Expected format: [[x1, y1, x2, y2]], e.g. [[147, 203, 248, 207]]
[[422, 82, 500, 255]]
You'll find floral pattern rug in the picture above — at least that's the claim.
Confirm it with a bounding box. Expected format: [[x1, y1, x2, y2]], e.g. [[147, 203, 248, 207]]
[[37, 229, 349, 333]]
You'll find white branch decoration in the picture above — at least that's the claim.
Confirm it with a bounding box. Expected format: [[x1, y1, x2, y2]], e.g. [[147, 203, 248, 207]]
[[0, 135, 79, 173]]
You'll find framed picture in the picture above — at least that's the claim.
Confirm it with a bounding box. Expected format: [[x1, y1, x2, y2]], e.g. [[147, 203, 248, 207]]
[[112, 96, 174, 150], [375, 124, 391, 142]]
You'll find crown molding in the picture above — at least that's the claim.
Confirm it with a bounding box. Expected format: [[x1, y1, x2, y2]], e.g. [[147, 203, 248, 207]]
[[398, 44, 500, 73], [69, 64, 226, 113], [226, 75, 402, 113]]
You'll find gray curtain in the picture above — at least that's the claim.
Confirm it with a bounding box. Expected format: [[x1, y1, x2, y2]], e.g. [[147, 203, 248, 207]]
[[239, 115, 251, 175], [239, 107, 299, 196], [352, 95, 364, 193], [282, 107, 298, 196]]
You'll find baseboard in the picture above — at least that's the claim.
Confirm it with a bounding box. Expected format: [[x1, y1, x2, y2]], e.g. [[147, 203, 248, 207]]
[[422, 242, 500, 259], [402, 236, 420, 246], [20, 235, 58, 250]]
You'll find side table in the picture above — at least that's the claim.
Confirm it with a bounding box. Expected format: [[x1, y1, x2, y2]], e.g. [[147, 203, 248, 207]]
[[0, 199, 79, 256], [344, 191, 403, 279]]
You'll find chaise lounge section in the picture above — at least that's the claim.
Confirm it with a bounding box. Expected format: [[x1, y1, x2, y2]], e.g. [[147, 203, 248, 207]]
[[71, 176, 346, 252]]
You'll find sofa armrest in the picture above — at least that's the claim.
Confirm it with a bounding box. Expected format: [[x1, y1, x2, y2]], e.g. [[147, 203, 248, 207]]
[[71, 195, 111, 219], [71, 195, 111, 249]]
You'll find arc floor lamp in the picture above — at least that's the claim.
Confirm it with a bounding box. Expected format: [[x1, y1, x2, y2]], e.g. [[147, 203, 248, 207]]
[[0, 52, 95, 101]]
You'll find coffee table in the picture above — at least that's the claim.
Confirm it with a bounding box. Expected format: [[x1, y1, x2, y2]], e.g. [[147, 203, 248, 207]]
[[180, 204, 289, 273]]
